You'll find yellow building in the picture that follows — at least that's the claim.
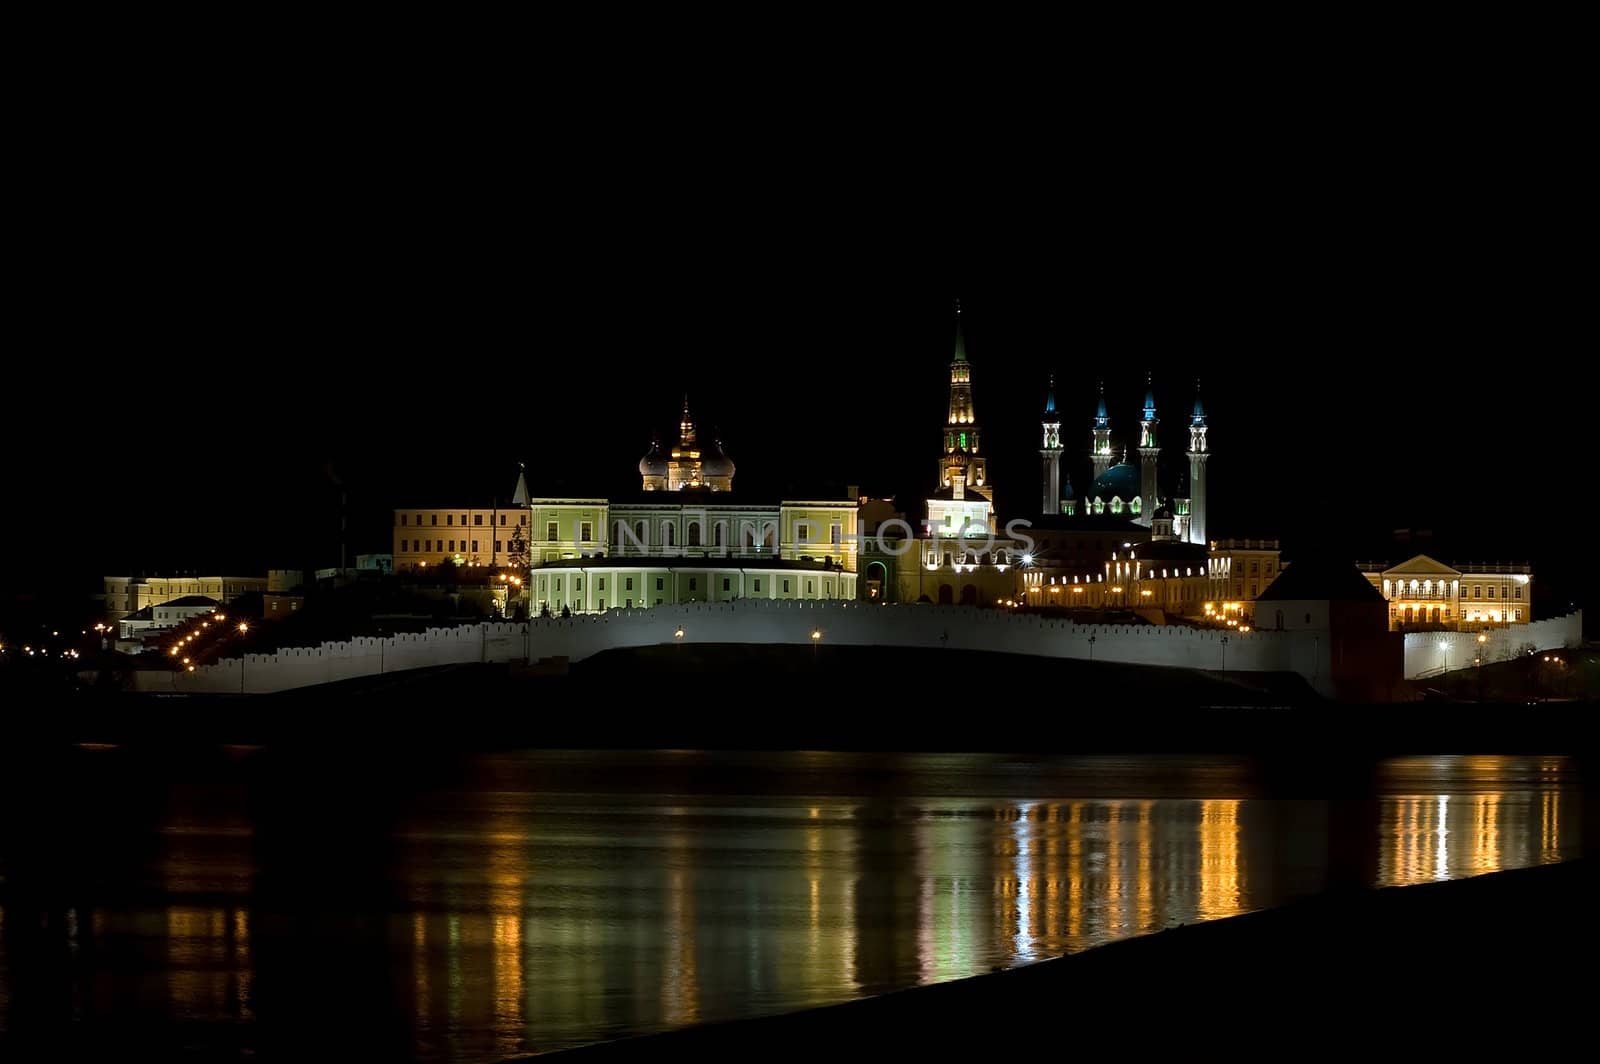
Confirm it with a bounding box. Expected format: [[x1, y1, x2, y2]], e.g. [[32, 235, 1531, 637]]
[[104, 574, 269, 623], [1358, 554, 1533, 631]]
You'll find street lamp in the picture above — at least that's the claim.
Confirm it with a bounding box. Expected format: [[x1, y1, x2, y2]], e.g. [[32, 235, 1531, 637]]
[[811, 628, 821, 663], [1087, 634, 1096, 662], [1219, 635, 1229, 674]]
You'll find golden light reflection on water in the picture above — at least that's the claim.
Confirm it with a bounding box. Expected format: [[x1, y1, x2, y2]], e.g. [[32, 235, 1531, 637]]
[[1373, 755, 1578, 886], [11, 752, 1583, 1062]]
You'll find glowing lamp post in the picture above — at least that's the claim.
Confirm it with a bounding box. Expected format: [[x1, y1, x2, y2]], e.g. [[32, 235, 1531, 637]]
[[811, 627, 821, 663]]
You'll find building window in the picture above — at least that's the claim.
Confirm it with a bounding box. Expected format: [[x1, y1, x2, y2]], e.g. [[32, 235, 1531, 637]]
[[783, 579, 790, 593], [495, 540, 503, 553], [753, 579, 762, 592], [656, 577, 664, 591], [1474, 585, 1481, 598], [722, 578, 730, 592], [401, 539, 408, 552], [500, 514, 507, 525], [689, 578, 697, 591], [447, 514, 454, 526], [663, 524, 676, 547], [475, 515, 483, 526], [831, 524, 841, 546], [471, 540, 479, 552], [636, 521, 648, 547], [1250, 561, 1258, 574], [598, 599, 605, 609], [1487, 586, 1496, 599], [575, 579, 582, 591], [626, 599, 633, 608], [715, 523, 725, 548], [581, 522, 592, 542], [807, 580, 814, 594], [688, 522, 701, 547], [425, 540, 432, 551], [1515, 585, 1522, 599], [416, 514, 422, 525], [431, 515, 438, 526], [625, 577, 634, 591], [598, 578, 606, 590], [547, 522, 559, 541], [400, 514, 408, 526], [798, 524, 809, 542]]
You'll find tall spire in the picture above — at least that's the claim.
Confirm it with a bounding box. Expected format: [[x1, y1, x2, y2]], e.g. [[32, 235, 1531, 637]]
[[1191, 379, 1207, 426], [1044, 374, 1056, 415], [1095, 380, 1109, 428], [952, 299, 967, 362], [679, 395, 697, 446], [511, 462, 529, 506], [1143, 371, 1157, 422]]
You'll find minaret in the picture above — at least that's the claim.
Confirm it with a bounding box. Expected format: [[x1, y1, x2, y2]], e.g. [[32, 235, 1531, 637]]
[[1137, 373, 1159, 527], [1090, 380, 1113, 477], [939, 300, 988, 499], [1187, 380, 1209, 545], [1040, 375, 1062, 514]]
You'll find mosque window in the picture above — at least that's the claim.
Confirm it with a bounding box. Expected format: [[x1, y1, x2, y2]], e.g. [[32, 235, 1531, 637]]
[[1111, 499, 1122, 514], [959, 432, 967, 449]]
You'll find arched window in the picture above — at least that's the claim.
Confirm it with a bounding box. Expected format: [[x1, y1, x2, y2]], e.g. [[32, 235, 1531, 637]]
[[1131, 497, 1141, 515], [938, 584, 954, 604], [688, 522, 701, 547], [635, 521, 648, 548], [663, 523, 676, 548], [1111, 498, 1123, 514], [714, 522, 725, 548]]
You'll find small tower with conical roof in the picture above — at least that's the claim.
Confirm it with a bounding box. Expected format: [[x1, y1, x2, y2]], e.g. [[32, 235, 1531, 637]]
[[1137, 373, 1159, 526], [1091, 380, 1113, 477], [1040, 375, 1063, 514], [1187, 380, 1209, 545]]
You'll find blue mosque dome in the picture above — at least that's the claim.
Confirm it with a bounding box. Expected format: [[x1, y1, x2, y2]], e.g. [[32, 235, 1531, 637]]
[[1090, 462, 1140, 501]]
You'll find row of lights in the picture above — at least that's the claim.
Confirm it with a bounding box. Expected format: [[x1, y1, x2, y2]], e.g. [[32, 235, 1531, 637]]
[[168, 612, 250, 672]]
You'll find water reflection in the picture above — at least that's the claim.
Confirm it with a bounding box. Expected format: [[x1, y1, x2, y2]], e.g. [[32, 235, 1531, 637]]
[[0, 751, 1584, 1062]]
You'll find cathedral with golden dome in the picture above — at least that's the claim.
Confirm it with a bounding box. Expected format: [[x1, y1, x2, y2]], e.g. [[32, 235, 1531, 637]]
[[639, 398, 735, 492]]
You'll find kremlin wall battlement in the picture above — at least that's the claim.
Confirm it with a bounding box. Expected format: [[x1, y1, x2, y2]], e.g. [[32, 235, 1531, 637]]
[[130, 601, 1584, 699]]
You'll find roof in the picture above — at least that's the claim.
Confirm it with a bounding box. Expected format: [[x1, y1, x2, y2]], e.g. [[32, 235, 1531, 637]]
[[1256, 560, 1386, 604], [155, 595, 221, 608], [1089, 462, 1140, 500]]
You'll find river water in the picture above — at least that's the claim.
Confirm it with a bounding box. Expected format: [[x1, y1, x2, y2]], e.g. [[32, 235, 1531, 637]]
[[0, 750, 1584, 1060]]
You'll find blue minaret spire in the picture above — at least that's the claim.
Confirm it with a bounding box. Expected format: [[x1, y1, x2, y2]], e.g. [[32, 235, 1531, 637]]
[[1091, 379, 1112, 477]]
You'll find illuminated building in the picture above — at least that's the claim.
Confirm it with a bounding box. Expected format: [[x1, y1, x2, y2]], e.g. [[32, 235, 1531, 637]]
[[1357, 554, 1534, 631], [394, 406, 857, 613], [889, 305, 1019, 606], [1069, 377, 1208, 544], [639, 397, 734, 492], [103, 573, 277, 623]]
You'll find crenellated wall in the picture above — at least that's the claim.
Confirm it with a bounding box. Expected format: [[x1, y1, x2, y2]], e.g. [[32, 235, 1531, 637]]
[[131, 599, 1510, 698], [1403, 612, 1583, 678]]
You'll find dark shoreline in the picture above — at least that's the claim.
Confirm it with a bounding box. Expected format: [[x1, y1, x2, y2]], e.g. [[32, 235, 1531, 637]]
[[543, 858, 1594, 1059]]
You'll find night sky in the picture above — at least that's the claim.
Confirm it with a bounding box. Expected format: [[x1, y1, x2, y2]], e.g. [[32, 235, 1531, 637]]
[[3, 117, 1590, 624]]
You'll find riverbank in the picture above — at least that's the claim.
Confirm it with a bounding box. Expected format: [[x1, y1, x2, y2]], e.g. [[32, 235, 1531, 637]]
[[546, 858, 1594, 1059]]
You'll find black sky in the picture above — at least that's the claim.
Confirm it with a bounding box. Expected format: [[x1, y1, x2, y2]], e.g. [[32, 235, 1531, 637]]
[[3, 76, 1591, 622]]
